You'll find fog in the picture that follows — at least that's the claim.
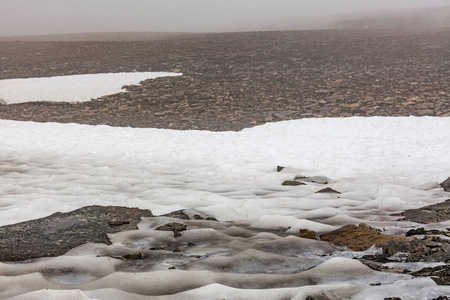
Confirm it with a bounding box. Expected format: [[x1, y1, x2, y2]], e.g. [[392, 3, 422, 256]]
[[1, 0, 449, 36]]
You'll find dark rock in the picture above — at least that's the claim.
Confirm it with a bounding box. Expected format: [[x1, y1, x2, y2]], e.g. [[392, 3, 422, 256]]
[[282, 180, 306, 186], [114, 252, 147, 260], [294, 176, 329, 184], [306, 294, 332, 300], [440, 176, 450, 192], [155, 222, 187, 238], [382, 236, 450, 263], [412, 265, 450, 285], [160, 210, 190, 220], [315, 187, 341, 194], [399, 199, 450, 224], [405, 227, 427, 236], [0, 205, 153, 261], [155, 222, 187, 232], [277, 165, 285, 172]]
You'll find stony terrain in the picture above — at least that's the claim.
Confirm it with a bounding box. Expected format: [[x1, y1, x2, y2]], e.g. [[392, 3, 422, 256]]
[[0, 29, 449, 131]]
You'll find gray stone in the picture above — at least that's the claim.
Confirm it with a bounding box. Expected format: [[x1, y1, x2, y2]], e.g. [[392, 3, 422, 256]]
[[440, 176, 450, 192], [399, 199, 450, 224], [0, 205, 153, 261]]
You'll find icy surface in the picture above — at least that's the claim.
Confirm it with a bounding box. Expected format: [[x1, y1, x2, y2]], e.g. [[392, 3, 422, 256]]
[[0, 117, 448, 227], [0, 73, 449, 299], [0, 72, 181, 104]]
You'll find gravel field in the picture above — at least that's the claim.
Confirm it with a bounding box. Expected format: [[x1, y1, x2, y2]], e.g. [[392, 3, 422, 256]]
[[0, 29, 449, 131]]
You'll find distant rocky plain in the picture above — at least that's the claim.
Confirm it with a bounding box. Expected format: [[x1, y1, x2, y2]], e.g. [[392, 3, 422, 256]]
[[0, 7, 449, 297]]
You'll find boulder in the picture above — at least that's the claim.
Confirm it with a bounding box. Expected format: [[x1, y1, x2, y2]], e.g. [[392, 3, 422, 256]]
[[0, 205, 153, 261]]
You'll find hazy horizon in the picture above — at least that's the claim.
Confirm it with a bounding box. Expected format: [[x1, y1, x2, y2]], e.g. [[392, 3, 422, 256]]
[[1, 0, 449, 37]]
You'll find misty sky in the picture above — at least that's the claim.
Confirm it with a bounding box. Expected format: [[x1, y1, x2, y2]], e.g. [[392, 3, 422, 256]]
[[1, 0, 449, 36]]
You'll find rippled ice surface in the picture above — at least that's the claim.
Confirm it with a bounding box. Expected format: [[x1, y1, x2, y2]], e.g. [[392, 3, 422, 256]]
[[0, 117, 449, 299]]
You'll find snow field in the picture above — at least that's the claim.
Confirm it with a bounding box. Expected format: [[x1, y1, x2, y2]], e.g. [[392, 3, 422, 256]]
[[0, 73, 449, 299], [0, 72, 181, 104]]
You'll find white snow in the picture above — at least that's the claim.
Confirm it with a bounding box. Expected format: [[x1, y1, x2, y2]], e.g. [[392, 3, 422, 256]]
[[0, 72, 181, 104], [0, 73, 449, 299]]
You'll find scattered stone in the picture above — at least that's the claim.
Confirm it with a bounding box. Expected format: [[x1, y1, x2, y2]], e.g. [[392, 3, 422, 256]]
[[282, 180, 306, 186], [295, 176, 329, 184], [277, 165, 285, 172], [305, 294, 332, 300], [380, 236, 450, 263], [108, 220, 131, 226], [155, 222, 187, 237], [0, 205, 153, 261], [160, 210, 190, 220], [113, 252, 147, 260], [315, 187, 341, 194], [405, 227, 449, 237], [1, 30, 447, 131], [411, 265, 450, 285], [399, 199, 450, 224], [405, 227, 427, 236], [440, 176, 450, 192]]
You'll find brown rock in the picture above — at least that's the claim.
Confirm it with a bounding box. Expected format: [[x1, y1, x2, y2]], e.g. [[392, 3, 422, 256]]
[[299, 229, 317, 240], [320, 224, 411, 251]]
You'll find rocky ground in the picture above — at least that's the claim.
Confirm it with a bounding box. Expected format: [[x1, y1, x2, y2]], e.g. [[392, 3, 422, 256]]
[[0, 29, 449, 131]]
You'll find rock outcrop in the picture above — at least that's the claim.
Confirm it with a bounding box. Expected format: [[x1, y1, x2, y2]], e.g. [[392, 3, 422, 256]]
[[0, 205, 153, 261]]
